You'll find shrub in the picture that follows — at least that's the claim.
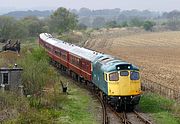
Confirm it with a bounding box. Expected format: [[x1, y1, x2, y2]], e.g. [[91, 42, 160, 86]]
[[143, 20, 155, 31], [18, 47, 56, 95]]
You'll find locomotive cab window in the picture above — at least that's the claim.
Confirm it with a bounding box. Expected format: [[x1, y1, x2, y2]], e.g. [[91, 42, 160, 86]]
[[104, 73, 108, 81], [120, 71, 129, 76], [109, 72, 119, 81], [130, 71, 140, 80]]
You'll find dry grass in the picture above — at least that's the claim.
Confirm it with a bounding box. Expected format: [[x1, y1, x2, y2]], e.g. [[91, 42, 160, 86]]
[[85, 29, 180, 90], [0, 51, 20, 67]]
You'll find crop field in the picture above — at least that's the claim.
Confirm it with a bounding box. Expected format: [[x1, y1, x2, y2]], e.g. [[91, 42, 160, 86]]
[[85, 29, 180, 91]]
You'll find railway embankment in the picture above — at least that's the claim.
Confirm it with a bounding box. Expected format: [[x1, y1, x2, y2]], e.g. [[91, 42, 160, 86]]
[[0, 47, 101, 124]]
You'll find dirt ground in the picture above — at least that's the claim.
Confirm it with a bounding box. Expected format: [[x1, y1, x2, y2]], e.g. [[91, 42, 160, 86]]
[[85, 29, 180, 90]]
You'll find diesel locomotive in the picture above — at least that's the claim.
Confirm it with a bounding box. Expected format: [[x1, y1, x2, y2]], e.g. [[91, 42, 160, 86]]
[[39, 33, 141, 110]]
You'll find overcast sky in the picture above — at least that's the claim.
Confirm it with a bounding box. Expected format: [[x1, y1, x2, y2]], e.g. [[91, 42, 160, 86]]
[[0, 0, 179, 12]]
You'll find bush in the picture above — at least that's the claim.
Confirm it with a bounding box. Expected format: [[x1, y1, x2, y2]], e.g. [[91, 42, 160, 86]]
[[143, 20, 155, 31], [129, 18, 144, 27], [0, 92, 29, 122], [18, 47, 57, 95]]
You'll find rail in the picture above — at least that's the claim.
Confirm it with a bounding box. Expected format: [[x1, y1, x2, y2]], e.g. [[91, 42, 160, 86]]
[[122, 112, 132, 124], [96, 95, 108, 124], [133, 110, 152, 124], [108, 104, 152, 124]]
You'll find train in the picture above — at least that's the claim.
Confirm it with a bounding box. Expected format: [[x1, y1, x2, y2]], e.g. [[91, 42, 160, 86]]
[[39, 33, 141, 110]]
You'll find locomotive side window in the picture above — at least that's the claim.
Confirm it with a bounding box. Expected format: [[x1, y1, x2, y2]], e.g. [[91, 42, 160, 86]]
[[120, 71, 129, 76], [130, 71, 140, 80], [109, 72, 119, 81]]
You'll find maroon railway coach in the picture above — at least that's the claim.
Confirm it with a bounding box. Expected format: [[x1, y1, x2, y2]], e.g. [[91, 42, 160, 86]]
[[39, 33, 100, 81]]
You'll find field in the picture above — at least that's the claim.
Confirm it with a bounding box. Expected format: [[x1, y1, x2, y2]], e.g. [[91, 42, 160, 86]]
[[85, 29, 180, 91]]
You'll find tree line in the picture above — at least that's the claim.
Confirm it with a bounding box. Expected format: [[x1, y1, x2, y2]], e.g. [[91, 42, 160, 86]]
[[77, 8, 180, 31], [1, 7, 180, 41], [0, 7, 78, 40]]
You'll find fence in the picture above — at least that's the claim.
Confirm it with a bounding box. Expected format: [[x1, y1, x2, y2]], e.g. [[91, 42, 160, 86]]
[[141, 78, 180, 101]]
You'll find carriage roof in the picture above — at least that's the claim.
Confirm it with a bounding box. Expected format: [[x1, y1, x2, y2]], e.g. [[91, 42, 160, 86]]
[[40, 33, 101, 61]]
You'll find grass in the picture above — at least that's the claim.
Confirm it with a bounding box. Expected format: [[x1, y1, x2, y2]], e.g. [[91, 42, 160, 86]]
[[140, 92, 180, 124], [17, 74, 100, 124], [54, 75, 99, 124]]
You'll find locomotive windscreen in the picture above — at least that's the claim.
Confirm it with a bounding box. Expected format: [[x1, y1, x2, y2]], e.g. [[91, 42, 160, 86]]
[[116, 64, 131, 70]]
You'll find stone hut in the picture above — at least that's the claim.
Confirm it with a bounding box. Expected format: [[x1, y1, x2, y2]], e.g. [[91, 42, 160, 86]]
[[0, 67, 23, 91]]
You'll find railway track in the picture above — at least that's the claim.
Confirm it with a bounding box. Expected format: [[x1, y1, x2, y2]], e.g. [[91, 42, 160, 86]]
[[132, 110, 152, 124], [108, 104, 152, 124], [96, 94, 109, 124]]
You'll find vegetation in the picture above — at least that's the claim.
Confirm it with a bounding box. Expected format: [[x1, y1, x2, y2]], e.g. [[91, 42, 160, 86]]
[[129, 18, 144, 27], [143, 20, 155, 31], [0, 16, 17, 39], [0, 46, 99, 123], [0, 16, 47, 40], [140, 92, 180, 124], [92, 17, 106, 28], [18, 47, 53, 95], [105, 21, 119, 28], [2, 7, 180, 42], [49, 7, 78, 34], [0, 7, 78, 41]]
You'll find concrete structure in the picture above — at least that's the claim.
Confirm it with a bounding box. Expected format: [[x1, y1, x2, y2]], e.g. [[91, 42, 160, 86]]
[[0, 67, 23, 91]]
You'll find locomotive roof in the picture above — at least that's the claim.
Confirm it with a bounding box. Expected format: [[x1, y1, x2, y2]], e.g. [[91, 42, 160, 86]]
[[40, 33, 101, 61], [93, 54, 139, 72], [103, 60, 139, 72]]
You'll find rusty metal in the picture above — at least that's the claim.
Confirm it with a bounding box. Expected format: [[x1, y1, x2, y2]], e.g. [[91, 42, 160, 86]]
[[96, 95, 108, 124], [133, 110, 152, 124]]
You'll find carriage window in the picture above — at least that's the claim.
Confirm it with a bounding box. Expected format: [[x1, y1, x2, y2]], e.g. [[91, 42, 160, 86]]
[[70, 56, 80, 66], [109, 72, 119, 81], [130, 71, 139, 80], [61, 51, 67, 60], [55, 50, 61, 56], [45, 44, 52, 51], [120, 71, 129, 76]]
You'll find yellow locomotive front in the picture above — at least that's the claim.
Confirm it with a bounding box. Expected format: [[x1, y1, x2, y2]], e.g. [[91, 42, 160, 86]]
[[104, 63, 141, 109], [106, 70, 141, 96]]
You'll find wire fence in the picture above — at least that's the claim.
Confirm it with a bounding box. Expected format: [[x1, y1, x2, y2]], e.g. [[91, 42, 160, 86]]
[[141, 78, 180, 101]]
